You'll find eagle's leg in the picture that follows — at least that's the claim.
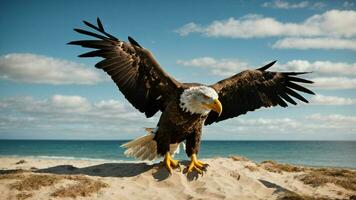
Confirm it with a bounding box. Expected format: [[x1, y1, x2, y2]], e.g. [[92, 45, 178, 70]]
[[186, 153, 208, 174], [164, 152, 180, 174], [184, 129, 208, 174]]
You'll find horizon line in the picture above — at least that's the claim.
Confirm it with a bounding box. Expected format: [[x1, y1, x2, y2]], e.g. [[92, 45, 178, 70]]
[[0, 139, 355, 142]]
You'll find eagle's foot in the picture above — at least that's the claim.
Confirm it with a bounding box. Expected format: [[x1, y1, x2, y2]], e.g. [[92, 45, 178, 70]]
[[164, 152, 180, 174], [185, 154, 208, 175]]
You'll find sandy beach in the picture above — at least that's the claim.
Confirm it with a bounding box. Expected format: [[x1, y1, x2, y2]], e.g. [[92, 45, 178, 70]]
[[0, 156, 355, 200]]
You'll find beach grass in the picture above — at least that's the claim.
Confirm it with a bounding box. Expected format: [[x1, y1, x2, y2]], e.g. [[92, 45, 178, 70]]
[[298, 168, 356, 191], [0, 171, 108, 199], [51, 175, 108, 198], [260, 160, 304, 173], [258, 160, 356, 192]]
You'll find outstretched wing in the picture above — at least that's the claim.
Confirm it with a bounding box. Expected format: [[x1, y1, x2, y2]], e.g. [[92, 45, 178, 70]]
[[69, 18, 181, 117], [205, 61, 315, 125]]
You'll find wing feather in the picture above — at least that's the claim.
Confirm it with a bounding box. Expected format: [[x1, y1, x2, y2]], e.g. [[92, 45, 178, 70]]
[[73, 28, 109, 40], [205, 61, 314, 125], [279, 92, 297, 105], [286, 81, 315, 95], [284, 88, 309, 103], [79, 49, 116, 58], [288, 76, 314, 84], [69, 18, 181, 117]]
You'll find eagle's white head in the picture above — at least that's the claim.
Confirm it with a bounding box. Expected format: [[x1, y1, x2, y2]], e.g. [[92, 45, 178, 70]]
[[179, 86, 222, 116]]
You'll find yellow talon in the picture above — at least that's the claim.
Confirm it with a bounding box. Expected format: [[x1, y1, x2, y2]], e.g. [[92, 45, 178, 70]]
[[186, 154, 208, 174], [164, 152, 180, 174]]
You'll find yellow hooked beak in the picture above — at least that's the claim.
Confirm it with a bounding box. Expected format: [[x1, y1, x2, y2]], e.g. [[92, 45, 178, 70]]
[[203, 99, 223, 116]]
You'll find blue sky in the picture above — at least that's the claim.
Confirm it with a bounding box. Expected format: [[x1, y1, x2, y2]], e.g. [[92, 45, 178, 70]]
[[0, 0, 355, 140]]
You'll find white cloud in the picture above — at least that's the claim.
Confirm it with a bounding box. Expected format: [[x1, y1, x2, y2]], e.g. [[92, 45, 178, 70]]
[[311, 94, 356, 105], [175, 23, 202, 37], [236, 117, 300, 130], [311, 77, 356, 89], [307, 114, 356, 127], [176, 10, 356, 50], [50, 95, 91, 112], [0, 95, 153, 138], [277, 60, 356, 76], [262, 0, 325, 9], [0, 53, 103, 85], [272, 37, 356, 50], [177, 15, 319, 38], [176, 10, 356, 38], [177, 57, 249, 76], [94, 100, 126, 111]]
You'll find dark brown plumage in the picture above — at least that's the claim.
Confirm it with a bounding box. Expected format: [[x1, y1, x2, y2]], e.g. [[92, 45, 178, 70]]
[[69, 18, 314, 174], [205, 62, 315, 125], [68, 18, 181, 118]]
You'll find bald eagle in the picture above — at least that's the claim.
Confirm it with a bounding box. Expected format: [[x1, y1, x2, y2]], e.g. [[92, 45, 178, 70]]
[[69, 18, 315, 174]]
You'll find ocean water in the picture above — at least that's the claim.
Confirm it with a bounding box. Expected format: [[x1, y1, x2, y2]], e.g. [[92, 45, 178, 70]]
[[0, 140, 355, 168]]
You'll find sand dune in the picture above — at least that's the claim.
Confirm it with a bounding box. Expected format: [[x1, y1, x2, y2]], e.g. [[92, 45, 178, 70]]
[[0, 156, 355, 200]]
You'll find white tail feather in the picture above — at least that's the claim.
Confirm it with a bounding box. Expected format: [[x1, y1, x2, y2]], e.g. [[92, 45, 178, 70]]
[[121, 128, 183, 161], [121, 129, 158, 161]]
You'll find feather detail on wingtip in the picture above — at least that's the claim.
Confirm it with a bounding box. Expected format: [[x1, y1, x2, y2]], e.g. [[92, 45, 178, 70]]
[[97, 17, 104, 31], [128, 36, 142, 48], [257, 60, 277, 71]]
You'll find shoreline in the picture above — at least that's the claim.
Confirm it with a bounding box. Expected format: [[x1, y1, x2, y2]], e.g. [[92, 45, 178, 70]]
[[1, 156, 355, 200], [1, 155, 355, 170], [1, 140, 355, 169]]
